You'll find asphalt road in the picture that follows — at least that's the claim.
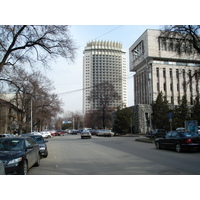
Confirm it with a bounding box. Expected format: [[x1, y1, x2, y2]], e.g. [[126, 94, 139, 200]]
[[28, 134, 200, 175]]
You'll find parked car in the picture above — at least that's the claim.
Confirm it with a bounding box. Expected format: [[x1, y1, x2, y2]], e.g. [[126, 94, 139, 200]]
[[55, 130, 65, 136], [155, 131, 200, 152], [31, 132, 42, 135], [50, 130, 57, 136], [40, 131, 52, 138], [104, 130, 114, 137], [0, 137, 40, 174], [146, 129, 167, 138], [90, 130, 98, 135], [0, 134, 13, 138], [81, 130, 92, 139], [176, 127, 185, 131], [0, 160, 5, 175], [21, 134, 48, 158], [71, 130, 79, 135], [96, 130, 114, 137], [96, 130, 106, 136]]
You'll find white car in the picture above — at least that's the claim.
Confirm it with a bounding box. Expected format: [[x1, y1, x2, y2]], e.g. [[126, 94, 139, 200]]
[[31, 132, 42, 135], [96, 130, 105, 136], [104, 130, 114, 137], [96, 130, 114, 137], [40, 131, 52, 138], [81, 130, 91, 139]]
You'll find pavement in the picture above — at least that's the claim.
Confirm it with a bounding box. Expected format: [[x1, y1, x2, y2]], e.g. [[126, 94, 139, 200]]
[[115, 133, 154, 143], [134, 137, 154, 143]]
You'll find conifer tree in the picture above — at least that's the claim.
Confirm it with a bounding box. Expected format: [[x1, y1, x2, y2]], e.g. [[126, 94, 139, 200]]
[[151, 92, 170, 130], [172, 95, 191, 129], [113, 107, 134, 134], [191, 96, 200, 123]]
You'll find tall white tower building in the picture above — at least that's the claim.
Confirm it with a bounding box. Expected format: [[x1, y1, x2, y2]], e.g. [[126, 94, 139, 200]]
[[83, 41, 127, 115]]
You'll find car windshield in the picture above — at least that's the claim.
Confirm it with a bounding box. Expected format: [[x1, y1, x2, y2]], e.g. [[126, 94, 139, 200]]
[[0, 139, 23, 151], [179, 132, 199, 137], [32, 136, 44, 144]]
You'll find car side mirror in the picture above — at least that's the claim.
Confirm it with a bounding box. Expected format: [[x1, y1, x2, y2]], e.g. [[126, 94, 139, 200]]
[[26, 145, 34, 150], [45, 140, 48, 143]]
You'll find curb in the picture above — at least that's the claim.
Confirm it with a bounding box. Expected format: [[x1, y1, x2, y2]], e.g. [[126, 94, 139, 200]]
[[135, 138, 154, 143]]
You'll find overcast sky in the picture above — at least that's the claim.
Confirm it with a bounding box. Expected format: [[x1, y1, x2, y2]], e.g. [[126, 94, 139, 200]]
[[43, 25, 161, 114]]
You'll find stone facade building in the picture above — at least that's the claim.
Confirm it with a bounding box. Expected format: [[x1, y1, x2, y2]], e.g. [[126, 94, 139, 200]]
[[129, 29, 200, 134], [0, 97, 20, 134]]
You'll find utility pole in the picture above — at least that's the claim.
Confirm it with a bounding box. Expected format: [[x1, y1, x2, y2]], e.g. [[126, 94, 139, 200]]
[[31, 97, 32, 132]]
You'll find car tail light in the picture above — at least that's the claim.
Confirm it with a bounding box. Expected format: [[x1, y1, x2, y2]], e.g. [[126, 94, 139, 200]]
[[185, 139, 192, 143]]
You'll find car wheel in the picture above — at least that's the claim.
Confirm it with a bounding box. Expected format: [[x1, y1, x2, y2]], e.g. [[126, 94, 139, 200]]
[[43, 150, 48, 158], [176, 144, 182, 153], [19, 160, 28, 175], [34, 153, 40, 166], [155, 141, 161, 149]]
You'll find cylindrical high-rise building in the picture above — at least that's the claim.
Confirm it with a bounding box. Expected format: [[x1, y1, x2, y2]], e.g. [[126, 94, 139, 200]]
[[83, 41, 127, 115]]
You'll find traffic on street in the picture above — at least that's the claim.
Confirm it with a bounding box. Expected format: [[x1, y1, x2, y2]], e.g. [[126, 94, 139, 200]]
[[23, 133, 200, 175]]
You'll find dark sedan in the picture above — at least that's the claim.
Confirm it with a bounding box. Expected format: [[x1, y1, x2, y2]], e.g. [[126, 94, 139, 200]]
[[0, 137, 40, 175], [146, 129, 167, 138], [21, 134, 48, 158], [155, 131, 200, 152]]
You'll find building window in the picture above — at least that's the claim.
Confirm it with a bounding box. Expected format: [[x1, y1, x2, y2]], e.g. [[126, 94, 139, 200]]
[[177, 83, 179, 91], [176, 69, 179, 79], [157, 82, 159, 91], [161, 38, 167, 51], [171, 96, 174, 104], [168, 39, 174, 51], [163, 68, 166, 78], [178, 96, 180, 104], [170, 69, 172, 78], [131, 41, 144, 61], [156, 68, 159, 77], [170, 83, 173, 91], [163, 83, 166, 91]]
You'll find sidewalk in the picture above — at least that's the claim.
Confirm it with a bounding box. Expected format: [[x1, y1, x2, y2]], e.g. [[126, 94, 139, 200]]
[[115, 133, 154, 143], [134, 137, 154, 143]]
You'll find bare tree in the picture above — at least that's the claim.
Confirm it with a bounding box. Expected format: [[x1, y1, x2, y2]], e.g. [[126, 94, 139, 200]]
[[0, 25, 77, 72], [87, 81, 121, 129], [161, 25, 200, 91], [161, 25, 200, 55], [0, 67, 62, 133]]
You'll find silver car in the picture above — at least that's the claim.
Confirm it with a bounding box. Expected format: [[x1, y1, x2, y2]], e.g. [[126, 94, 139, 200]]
[[81, 130, 92, 139]]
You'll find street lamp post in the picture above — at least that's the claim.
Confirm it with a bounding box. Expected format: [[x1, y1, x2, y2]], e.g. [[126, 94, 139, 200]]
[[31, 97, 33, 132]]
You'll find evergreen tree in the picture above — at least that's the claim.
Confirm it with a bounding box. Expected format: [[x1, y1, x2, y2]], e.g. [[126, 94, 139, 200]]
[[172, 95, 191, 129], [151, 92, 170, 130], [191, 96, 200, 124], [113, 107, 134, 134]]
